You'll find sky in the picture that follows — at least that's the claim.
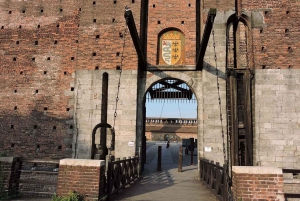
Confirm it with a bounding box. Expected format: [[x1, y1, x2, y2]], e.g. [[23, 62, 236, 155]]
[[146, 101, 197, 118]]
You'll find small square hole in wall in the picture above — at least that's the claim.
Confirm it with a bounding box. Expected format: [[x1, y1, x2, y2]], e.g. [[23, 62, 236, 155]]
[[34, 125, 37, 129], [40, 9, 43, 13], [58, 145, 62, 150], [14, 106, 17, 110], [261, 46, 265, 51], [116, 65, 121, 70], [79, 8, 81, 11], [35, 41, 38, 45], [262, 65, 266, 69], [181, 21, 185, 24], [264, 11, 269, 16], [35, 89, 39, 93], [288, 47, 292, 52], [119, 32, 123, 38], [14, 89, 17, 93], [113, 0, 117, 4], [54, 40, 58, 44], [11, 125, 14, 129], [44, 71, 47, 75], [37, 24, 40, 28], [95, 66, 99, 70], [36, 144, 40, 148], [56, 24, 60, 28], [32, 57, 35, 61], [93, 19, 96, 23], [19, 25, 22, 29], [47, 57, 50, 60], [60, 8, 63, 12], [157, 21, 161, 24], [69, 125, 73, 129], [53, 126, 56, 130], [112, 18, 115, 23], [288, 65, 293, 69], [22, 10, 26, 13], [286, 11, 290, 14], [8, 11, 12, 14], [116, 52, 120, 56], [1, 26, 4, 29], [93, 1, 96, 5], [153, 4, 155, 8], [16, 41, 19, 44], [188, 3, 191, 7], [44, 107, 48, 111], [71, 87, 74, 91], [13, 57, 17, 61], [64, 71, 67, 75], [285, 29, 289, 33], [11, 143, 14, 148], [66, 108, 70, 111], [92, 52, 96, 56], [260, 28, 263, 34], [75, 40, 78, 43], [132, 0, 135, 3], [20, 71, 23, 75], [71, 57, 74, 60], [96, 35, 100, 39]]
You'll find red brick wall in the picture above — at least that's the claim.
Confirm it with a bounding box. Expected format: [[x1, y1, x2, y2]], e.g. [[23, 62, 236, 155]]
[[242, 1, 300, 69], [232, 167, 284, 200], [57, 160, 105, 200], [0, 0, 140, 158]]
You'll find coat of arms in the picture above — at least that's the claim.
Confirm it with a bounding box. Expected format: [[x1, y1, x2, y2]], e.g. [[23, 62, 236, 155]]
[[161, 31, 183, 65]]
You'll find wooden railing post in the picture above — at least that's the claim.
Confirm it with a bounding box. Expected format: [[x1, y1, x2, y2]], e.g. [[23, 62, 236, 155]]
[[157, 146, 162, 171], [178, 146, 183, 172]]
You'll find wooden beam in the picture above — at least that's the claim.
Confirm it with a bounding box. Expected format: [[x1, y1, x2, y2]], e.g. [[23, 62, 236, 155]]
[[124, 9, 147, 68], [196, 8, 216, 71]]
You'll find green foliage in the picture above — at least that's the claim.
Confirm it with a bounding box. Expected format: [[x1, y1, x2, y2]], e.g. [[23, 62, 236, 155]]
[[51, 191, 85, 201]]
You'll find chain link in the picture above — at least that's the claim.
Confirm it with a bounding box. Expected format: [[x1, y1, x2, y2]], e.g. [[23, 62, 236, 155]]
[[112, 22, 128, 130], [212, 27, 233, 200]]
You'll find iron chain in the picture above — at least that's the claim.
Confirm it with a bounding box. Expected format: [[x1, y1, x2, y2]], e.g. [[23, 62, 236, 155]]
[[112, 21, 128, 130], [212, 26, 233, 200]]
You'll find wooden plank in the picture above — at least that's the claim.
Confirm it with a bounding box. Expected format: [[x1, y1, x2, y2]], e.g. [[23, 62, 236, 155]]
[[124, 10, 147, 68], [244, 70, 253, 166], [21, 159, 59, 164], [196, 8, 216, 70], [282, 169, 300, 174], [17, 179, 57, 185]]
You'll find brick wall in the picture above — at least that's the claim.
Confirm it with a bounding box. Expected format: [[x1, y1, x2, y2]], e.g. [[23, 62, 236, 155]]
[[0, 0, 139, 159], [232, 166, 284, 200], [57, 159, 105, 201]]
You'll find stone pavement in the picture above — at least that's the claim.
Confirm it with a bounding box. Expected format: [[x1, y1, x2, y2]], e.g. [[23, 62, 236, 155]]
[[112, 141, 216, 201]]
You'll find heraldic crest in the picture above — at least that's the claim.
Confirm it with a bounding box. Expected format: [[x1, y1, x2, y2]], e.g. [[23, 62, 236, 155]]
[[159, 30, 185, 65]]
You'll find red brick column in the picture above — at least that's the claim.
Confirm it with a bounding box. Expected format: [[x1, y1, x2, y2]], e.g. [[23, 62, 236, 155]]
[[232, 166, 284, 201], [57, 159, 106, 201]]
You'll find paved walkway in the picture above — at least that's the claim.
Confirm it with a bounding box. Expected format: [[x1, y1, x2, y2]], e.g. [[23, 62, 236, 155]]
[[112, 141, 216, 201]]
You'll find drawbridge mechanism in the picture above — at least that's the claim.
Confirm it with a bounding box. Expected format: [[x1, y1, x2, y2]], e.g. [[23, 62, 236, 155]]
[[146, 79, 195, 102]]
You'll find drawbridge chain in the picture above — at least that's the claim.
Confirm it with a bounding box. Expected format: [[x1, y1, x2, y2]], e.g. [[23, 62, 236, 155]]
[[112, 17, 128, 130], [212, 22, 233, 200]]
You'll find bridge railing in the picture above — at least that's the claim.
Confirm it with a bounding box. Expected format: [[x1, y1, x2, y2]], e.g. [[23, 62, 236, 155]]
[[146, 117, 197, 125], [106, 156, 140, 200], [283, 168, 300, 200], [200, 159, 231, 201]]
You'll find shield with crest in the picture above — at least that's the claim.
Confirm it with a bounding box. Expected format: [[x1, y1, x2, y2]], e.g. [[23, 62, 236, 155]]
[[161, 32, 181, 65]]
